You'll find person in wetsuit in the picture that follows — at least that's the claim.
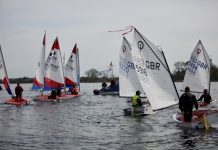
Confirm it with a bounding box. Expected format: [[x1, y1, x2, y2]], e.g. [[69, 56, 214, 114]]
[[179, 86, 198, 122], [198, 89, 212, 105], [15, 83, 23, 101]]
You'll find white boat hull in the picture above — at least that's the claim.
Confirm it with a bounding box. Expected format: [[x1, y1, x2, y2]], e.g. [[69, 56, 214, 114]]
[[173, 109, 218, 129], [123, 104, 156, 116]]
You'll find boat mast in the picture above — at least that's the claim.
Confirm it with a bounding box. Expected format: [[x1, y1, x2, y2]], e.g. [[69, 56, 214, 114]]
[[58, 38, 67, 94], [209, 58, 212, 94], [0, 45, 12, 96], [77, 47, 80, 92], [41, 31, 46, 96]]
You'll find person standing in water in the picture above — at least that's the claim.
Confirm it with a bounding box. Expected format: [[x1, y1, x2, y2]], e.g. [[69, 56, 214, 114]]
[[179, 86, 198, 122]]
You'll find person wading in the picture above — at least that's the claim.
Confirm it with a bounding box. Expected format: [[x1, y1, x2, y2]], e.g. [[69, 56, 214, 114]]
[[179, 86, 198, 122]]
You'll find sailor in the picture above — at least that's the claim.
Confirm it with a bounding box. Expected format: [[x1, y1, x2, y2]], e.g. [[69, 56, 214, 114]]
[[69, 85, 79, 94], [15, 83, 23, 101], [48, 89, 57, 99], [102, 81, 107, 89], [132, 91, 142, 107], [198, 89, 212, 106], [179, 86, 198, 122], [56, 84, 62, 97]]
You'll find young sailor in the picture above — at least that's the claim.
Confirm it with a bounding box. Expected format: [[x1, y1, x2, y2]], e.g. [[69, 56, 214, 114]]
[[198, 89, 212, 106], [132, 91, 142, 106]]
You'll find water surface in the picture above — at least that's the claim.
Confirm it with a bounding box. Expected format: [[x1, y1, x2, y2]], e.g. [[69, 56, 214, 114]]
[[0, 82, 218, 150]]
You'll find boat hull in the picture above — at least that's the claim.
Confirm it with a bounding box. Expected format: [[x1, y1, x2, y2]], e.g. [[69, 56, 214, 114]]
[[198, 99, 217, 109], [33, 94, 79, 102], [93, 89, 119, 95], [5, 98, 31, 105], [173, 109, 218, 129], [123, 104, 156, 116]]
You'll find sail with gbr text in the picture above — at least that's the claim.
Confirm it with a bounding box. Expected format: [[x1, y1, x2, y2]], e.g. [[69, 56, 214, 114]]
[[181, 40, 210, 93], [132, 28, 179, 110], [119, 37, 145, 97]]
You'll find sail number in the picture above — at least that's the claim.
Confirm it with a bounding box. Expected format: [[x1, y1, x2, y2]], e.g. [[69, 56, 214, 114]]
[[187, 55, 208, 75]]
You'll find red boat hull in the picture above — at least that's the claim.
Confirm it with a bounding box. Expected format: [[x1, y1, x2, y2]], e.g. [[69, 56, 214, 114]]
[[5, 98, 30, 105], [33, 94, 79, 102]]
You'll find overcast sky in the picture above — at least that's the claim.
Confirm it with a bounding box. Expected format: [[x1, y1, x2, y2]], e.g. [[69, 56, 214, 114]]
[[0, 0, 218, 78]]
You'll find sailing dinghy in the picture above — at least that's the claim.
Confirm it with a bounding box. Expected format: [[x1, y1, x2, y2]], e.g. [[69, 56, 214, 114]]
[[181, 40, 217, 108], [173, 109, 218, 129], [173, 40, 218, 129], [33, 36, 78, 102], [123, 27, 179, 116], [119, 36, 148, 105], [0, 45, 30, 105]]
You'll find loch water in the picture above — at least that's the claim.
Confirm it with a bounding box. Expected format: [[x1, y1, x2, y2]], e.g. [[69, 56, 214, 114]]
[[0, 82, 218, 150]]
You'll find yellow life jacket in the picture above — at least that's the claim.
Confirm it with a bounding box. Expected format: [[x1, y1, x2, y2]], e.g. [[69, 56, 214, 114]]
[[132, 95, 139, 106]]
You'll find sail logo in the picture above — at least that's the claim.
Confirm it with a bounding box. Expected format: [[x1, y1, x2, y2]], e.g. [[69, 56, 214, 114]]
[[187, 55, 208, 75], [68, 58, 73, 63], [122, 46, 126, 53], [50, 63, 59, 72], [196, 49, 201, 55], [138, 41, 144, 51], [65, 64, 74, 71]]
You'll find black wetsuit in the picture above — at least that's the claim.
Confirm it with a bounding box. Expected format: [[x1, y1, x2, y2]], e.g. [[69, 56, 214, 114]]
[[198, 93, 212, 104], [15, 85, 23, 100], [179, 92, 198, 122]]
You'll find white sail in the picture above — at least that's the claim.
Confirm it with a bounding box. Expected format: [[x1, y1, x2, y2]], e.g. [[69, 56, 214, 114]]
[[132, 28, 179, 110], [32, 32, 46, 90], [181, 40, 210, 93], [119, 37, 145, 97], [44, 37, 65, 89], [0, 46, 13, 95], [64, 44, 79, 87]]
